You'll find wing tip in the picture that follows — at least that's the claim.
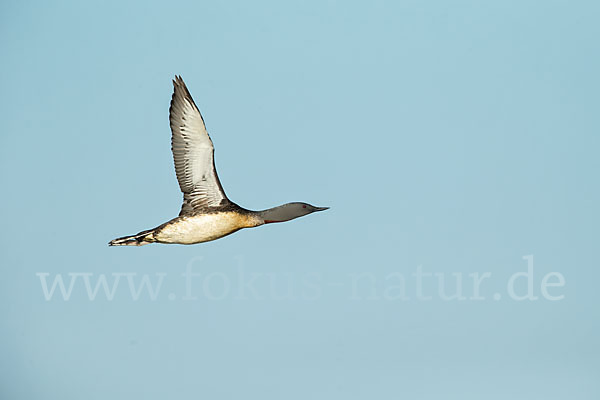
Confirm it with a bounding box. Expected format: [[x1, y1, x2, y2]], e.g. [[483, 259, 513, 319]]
[[172, 75, 184, 90], [170, 75, 201, 114]]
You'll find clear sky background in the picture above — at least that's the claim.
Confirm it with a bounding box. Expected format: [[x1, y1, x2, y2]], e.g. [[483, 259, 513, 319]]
[[1, 0, 599, 399]]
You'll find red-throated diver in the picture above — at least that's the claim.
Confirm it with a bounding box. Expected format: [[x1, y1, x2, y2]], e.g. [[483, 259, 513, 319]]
[[109, 76, 328, 246]]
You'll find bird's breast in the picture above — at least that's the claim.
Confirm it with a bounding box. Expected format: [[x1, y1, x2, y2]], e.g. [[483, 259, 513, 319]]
[[154, 212, 262, 244]]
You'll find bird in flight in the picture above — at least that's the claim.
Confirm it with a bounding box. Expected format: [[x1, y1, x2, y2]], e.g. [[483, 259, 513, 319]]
[[109, 76, 328, 246]]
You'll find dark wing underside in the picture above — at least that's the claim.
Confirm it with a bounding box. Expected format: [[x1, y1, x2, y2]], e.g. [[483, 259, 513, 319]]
[[169, 76, 230, 215]]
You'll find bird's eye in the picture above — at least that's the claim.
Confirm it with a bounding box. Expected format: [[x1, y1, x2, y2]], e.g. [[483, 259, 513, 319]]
[[302, 205, 307, 209]]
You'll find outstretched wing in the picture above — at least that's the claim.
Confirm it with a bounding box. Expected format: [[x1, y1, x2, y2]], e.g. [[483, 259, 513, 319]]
[[169, 76, 229, 215]]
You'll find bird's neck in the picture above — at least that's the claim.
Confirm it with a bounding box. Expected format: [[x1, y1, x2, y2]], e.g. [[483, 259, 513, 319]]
[[258, 204, 299, 224]]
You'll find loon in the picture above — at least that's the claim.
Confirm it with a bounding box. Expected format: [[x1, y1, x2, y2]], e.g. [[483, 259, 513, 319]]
[[109, 76, 328, 246]]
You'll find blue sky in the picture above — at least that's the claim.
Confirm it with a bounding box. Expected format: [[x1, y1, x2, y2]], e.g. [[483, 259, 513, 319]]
[[1, 1, 599, 399]]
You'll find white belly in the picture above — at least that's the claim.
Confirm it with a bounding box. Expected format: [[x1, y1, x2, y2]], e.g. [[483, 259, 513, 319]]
[[154, 213, 257, 244]]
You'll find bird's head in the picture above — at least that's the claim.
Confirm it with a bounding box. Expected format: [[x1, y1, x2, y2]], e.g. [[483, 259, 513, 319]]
[[260, 202, 329, 224]]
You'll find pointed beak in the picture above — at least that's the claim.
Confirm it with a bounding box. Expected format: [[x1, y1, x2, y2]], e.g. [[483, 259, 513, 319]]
[[314, 206, 329, 212]]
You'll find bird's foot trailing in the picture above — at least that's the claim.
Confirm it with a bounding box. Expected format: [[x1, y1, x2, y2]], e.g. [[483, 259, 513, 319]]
[[108, 229, 155, 246]]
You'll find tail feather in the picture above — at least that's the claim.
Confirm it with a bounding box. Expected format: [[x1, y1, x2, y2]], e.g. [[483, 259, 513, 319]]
[[109, 229, 155, 246]]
